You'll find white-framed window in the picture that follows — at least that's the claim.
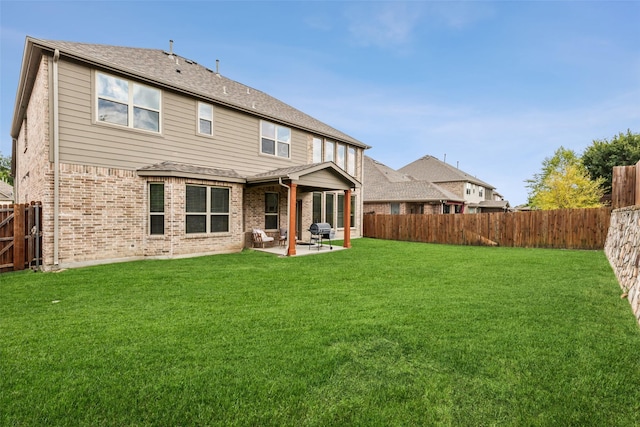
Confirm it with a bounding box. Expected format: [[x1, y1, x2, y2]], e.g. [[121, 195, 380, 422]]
[[324, 140, 335, 162], [185, 185, 230, 234], [96, 71, 161, 132], [391, 203, 400, 215], [261, 120, 291, 158], [265, 192, 279, 230], [325, 193, 335, 226], [347, 147, 356, 176], [149, 183, 164, 235], [312, 137, 323, 163], [313, 192, 323, 224], [479, 188, 484, 198], [198, 102, 213, 135], [466, 183, 472, 195], [336, 144, 346, 169]]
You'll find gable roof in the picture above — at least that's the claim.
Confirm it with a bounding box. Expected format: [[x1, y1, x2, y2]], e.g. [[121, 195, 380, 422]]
[[0, 181, 13, 201], [363, 156, 462, 203], [247, 161, 361, 189], [398, 155, 495, 189], [12, 37, 368, 149]]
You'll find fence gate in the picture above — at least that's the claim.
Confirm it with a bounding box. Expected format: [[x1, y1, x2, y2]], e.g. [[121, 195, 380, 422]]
[[0, 202, 42, 273]]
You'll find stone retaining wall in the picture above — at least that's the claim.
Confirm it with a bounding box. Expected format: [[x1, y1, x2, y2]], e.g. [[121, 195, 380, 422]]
[[604, 206, 640, 325]]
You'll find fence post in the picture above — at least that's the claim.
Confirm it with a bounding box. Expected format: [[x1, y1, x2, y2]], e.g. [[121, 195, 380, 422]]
[[13, 204, 25, 271], [612, 165, 636, 209]]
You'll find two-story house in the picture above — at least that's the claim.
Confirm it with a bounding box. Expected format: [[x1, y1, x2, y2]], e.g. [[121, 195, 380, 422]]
[[10, 37, 368, 269], [398, 155, 509, 213]]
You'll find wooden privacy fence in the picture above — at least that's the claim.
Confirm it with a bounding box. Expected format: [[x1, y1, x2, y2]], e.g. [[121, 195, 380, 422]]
[[363, 207, 612, 250], [0, 203, 42, 273], [611, 160, 640, 209]]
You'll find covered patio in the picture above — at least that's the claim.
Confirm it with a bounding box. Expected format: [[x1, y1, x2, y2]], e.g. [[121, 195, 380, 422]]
[[246, 162, 361, 256]]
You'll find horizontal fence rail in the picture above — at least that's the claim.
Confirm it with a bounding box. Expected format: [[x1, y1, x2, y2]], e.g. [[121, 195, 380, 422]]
[[363, 207, 612, 250]]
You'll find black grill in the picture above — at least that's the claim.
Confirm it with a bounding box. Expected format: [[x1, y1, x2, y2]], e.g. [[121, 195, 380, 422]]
[[309, 222, 334, 250]]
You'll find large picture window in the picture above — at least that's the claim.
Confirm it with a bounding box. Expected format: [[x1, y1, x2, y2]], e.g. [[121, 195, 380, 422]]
[[96, 72, 161, 132], [149, 183, 164, 235], [265, 192, 279, 230], [186, 185, 230, 234], [313, 192, 323, 224], [261, 121, 291, 158]]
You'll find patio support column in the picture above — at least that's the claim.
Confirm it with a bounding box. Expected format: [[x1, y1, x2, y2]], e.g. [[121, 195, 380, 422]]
[[344, 189, 351, 248], [287, 183, 297, 256]]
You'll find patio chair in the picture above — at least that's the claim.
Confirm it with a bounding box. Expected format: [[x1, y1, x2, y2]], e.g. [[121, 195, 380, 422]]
[[279, 228, 287, 246], [252, 228, 275, 248]]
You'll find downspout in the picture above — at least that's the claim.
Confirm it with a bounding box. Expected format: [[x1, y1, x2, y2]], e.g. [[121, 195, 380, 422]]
[[52, 49, 60, 265]]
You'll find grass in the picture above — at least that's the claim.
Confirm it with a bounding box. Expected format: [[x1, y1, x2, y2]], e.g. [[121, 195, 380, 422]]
[[1, 238, 639, 426]]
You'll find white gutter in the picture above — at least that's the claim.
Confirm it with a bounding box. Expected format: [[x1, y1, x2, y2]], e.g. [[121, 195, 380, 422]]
[[53, 49, 60, 265]]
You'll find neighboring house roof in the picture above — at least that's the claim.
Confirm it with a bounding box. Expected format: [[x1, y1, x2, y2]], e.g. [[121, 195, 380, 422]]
[[399, 155, 495, 189], [363, 156, 462, 203], [0, 181, 13, 201], [479, 200, 510, 209], [12, 37, 368, 149]]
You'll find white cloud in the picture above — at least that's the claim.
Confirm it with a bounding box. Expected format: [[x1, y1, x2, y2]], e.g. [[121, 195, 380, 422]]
[[344, 2, 424, 49]]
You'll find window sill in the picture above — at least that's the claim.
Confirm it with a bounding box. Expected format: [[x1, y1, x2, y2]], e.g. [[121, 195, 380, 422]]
[[184, 232, 232, 239]]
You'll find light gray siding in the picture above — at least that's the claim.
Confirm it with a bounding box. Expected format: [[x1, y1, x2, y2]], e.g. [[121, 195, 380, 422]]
[[298, 169, 352, 190], [57, 60, 319, 177]]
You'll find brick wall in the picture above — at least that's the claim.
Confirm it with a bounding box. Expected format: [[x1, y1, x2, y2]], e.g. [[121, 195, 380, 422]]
[[54, 166, 247, 267], [604, 206, 640, 326], [15, 56, 55, 266]]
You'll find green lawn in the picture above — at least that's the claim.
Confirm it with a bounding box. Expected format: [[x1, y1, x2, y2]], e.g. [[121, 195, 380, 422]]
[[2, 238, 639, 426]]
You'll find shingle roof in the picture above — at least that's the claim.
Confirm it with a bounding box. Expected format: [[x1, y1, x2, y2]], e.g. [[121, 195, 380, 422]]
[[137, 161, 244, 182], [399, 155, 495, 189], [25, 37, 366, 148], [247, 161, 361, 188], [363, 156, 462, 202], [0, 181, 13, 201]]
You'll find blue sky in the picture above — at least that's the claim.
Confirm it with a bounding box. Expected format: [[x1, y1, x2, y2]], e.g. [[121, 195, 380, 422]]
[[1, 1, 639, 205]]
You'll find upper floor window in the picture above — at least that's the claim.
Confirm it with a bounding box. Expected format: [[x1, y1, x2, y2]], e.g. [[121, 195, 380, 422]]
[[198, 102, 213, 135], [185, 185, 230, 234], [324, 140, 335, 162], [347, 147, 356, 176], [261, 121, 290, 158], [313, 137, 357, 176], [312, 137, 322, 163], [479, 188, 484, 198], [96, 72, 161, 132], [336, 144, 346, 169], [466, 183, 472, 195]]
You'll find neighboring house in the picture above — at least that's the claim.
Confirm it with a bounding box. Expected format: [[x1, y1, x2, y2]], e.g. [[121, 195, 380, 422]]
[[0, 181, 13, 205], [398, 155, 509, 213], [363, 156, 464, 214], [11, 37, 369, 269]]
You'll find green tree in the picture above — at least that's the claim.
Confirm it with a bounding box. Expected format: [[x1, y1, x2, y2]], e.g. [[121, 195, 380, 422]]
[[0, 152, 12, 186], [582, 129, 640, 194], [526, 146, 604, 209]]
